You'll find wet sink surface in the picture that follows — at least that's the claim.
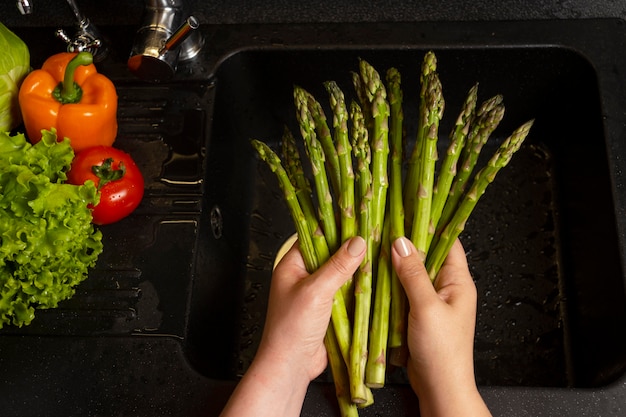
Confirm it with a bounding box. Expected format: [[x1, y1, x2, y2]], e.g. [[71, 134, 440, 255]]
[[2, 19, 626, 416], [1, 81, 210, 336]]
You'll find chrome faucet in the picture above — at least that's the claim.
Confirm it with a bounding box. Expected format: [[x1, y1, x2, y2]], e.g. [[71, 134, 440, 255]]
[[56, 0, 107, 61], [16, 0, 33, 14], [127, 0, 204, 82], [17, 0, 107, 61]]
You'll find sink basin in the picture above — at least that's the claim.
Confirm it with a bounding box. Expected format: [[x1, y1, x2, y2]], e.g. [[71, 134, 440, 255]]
[[186, 45, 626, 388]]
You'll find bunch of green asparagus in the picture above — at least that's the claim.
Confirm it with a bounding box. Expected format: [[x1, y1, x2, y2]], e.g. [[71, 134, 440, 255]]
[[251, 51, 533, 416]]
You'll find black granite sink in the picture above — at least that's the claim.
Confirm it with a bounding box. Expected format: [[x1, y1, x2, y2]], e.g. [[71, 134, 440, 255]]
[[185, 45, 626, 389], [2, 19, 626, 417]]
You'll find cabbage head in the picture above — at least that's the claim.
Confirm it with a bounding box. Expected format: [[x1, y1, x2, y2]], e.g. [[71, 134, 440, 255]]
[[0, 22, 30, 132]]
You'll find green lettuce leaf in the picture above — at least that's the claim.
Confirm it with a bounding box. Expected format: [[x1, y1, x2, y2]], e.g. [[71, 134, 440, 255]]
[[0, 129, 103, 328]]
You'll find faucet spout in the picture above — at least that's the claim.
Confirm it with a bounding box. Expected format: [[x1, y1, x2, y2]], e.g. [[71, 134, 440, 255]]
[[128, 0, 204, 82]]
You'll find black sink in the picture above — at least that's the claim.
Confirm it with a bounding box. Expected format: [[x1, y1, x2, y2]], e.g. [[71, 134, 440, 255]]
[[2, 19, 626, 417]]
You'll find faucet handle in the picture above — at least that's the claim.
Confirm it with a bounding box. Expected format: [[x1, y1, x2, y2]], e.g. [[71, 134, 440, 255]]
[[160, 16, 200, 56], [56, 23, 106, 61]]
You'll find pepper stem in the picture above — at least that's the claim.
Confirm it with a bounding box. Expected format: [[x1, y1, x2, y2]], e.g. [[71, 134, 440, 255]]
[[53, 51, 94, 104]]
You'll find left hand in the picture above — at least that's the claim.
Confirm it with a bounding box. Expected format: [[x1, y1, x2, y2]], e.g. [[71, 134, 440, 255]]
[[256, 235, 366, 382]]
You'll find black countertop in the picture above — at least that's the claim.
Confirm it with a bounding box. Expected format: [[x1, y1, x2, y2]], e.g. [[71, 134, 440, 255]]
[[1, 2, 626, 417], [1, 0, 626, 27]]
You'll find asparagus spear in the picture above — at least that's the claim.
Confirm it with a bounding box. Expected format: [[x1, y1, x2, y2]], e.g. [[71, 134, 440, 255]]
[[352, 71, 372, 131], [410, 72, 444, 259], [325, 81, 357, 244], [427, 83, 478, 250], [403, 51, 438, 231], [349, 100, 374, 404], [306, 89, 342, 197], [294, 86, 340, 253], [282, 126, 331, 263], [435, 94, 505, 237], [386, 67, 406, 244], [426, 119, 534, 279], [350, 59, 390, 401], [326, 322, 359, 417], [326, 81, 357, 311], [251, 139, 318, 272], [358, 59, 390, 264], [385, 67, 407, 351], [366, 217, 392, 388]]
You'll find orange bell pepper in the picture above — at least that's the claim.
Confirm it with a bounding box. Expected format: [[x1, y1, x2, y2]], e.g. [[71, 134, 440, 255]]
[[18, 51, 117, 153]]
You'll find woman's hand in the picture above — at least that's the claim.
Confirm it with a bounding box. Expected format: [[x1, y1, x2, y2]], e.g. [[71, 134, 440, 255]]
[[391, 236, 492, 417], [257, 235, 366, 381], [220, 236, 366, 417]]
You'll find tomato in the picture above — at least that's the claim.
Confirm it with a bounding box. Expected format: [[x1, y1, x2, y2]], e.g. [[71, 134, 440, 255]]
[[67, 146, 145, 225]]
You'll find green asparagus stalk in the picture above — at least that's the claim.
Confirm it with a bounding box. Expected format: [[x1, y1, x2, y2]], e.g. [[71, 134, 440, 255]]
[[325, 81, 356, 244], [358, 59, 390, 264], [427, 83, 479, 250], [306, 89, 342, 198], [281, 126, 331, 263], [349, 100, 374, 404], [403, 51, 438, 231], [410, 72, 444, 259], [326, 81, 357, 312], [459, 94, 505, 177], [385, 67, 407, 352], [365, 216, 392, 388], [435, 94, 505, 237], [349, 62, 391, 396], [281, 133, 349, 365], [426, 119, 534, 279], [251, 139, 318, 272], [352, 71, 372, 131], [325, 322, 359, 417], [294, 86, 340, 253], [331, 291, 354, 372], [357, 386, 374, 409], [386, 68, 406, 244]]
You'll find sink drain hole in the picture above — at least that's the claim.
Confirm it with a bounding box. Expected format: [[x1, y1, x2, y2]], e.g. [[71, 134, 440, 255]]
[[210, 205, 223, 239]]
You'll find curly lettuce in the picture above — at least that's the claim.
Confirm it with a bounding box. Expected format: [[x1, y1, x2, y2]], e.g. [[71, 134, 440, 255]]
[[0, 129, 103, 328]]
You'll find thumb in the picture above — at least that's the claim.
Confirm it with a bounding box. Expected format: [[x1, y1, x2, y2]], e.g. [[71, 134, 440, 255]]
[[310, 236, 366, 296], [390, 237, 438, 305]]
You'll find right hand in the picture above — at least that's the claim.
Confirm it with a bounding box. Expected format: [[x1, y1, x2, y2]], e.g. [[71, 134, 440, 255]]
[[391, 237, 492, 417]]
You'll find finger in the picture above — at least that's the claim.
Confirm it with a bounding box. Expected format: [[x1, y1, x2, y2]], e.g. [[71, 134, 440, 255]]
[[434, 239, 477, 307], [390, 237, 439, 306], [310, 236, 366, 296], [441, 238, 469, 275], [273, 238, 309, 283]]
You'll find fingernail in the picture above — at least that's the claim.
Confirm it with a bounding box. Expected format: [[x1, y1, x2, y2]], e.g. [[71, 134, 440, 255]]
[[393, 237, 412, 258], [347, 236, 366, 257]]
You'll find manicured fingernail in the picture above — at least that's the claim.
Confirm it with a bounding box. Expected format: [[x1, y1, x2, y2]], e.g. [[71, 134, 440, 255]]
[[393, 237, 412, 258], [347, 236, 366, 257]]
